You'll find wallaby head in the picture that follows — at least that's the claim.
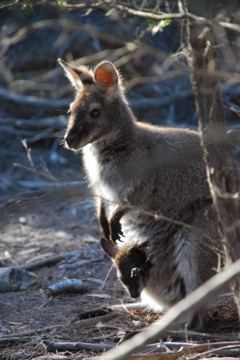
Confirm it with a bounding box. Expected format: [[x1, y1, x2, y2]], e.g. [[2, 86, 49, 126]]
[[100, 237, 151, 299], [58, 59, 132, 151]]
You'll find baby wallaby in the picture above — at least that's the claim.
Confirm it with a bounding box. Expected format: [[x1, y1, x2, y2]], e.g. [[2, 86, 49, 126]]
[[100, 237, 151, 299], [58, 59, 222, 329], [100, 236, 215, 330]]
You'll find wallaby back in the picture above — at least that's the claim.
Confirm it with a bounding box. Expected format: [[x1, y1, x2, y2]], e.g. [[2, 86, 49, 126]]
[[58, 59, 222, 329]]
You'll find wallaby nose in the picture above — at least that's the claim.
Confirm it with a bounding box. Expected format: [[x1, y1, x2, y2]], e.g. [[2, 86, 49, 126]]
[[65, 134, 77, 148]]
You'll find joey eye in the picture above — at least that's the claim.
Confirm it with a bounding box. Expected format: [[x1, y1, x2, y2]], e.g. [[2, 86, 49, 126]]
[[90, 108, 101, 118]]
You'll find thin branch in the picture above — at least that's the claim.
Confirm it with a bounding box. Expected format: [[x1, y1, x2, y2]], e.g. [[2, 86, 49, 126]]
[[47, 0, 108, 11], [13, 162, 62, 183], [53, 0, 240, 36], [219, 21, 240, 34], [0, 0, 19, 8], [0, 20, 125, 49]]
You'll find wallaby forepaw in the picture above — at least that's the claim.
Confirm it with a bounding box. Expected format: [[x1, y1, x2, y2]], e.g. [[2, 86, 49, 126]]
[[111, 227, 125, 243]]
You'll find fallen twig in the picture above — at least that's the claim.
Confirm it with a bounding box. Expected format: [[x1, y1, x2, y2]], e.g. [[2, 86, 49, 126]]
[[1, 324, 64, 338], [19, 255, 65, 271], [127, 354, 180, 360], [77, 307, 110, 320], [0, 336, 32, 344], [44, 278, 88, 296], [74, 313, 124, 329], [43, 340, 113, 352], [166, 329, 239, 342], [185, 343, 240, 359]]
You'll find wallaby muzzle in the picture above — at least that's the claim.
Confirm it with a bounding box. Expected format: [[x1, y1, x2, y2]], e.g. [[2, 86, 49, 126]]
[[64, 133, 78, 149]]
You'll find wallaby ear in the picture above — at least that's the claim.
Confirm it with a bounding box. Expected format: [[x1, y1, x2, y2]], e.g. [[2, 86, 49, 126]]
[[58, 59, 93, 90], [94, 61, 118, 87], [100, 237, 118, 259]]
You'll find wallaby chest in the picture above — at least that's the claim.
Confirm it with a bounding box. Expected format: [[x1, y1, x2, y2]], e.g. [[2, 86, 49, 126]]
[[83, 144, 127, 213]]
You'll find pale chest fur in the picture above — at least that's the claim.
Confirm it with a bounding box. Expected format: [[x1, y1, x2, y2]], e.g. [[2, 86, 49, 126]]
[[83, 145, 125, 214]]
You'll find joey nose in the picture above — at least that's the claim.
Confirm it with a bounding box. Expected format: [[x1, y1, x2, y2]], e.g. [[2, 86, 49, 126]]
[[65, 134, 77, 148], [130, 289, 141, 299]]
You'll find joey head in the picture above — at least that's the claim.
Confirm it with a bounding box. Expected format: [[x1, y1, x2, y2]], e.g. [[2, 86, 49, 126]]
[[100, 237, 151, 299]]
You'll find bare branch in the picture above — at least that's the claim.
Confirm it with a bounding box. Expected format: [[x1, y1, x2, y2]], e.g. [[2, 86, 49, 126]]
[[13, 162, 61, 184], [0, 0, 19, 9]]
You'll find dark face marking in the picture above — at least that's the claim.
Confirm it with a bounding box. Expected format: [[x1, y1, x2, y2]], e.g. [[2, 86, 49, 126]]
[[115, 247, 151, 299]]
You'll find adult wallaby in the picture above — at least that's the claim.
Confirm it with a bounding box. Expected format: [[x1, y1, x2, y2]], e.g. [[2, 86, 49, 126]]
[[58, 59, 221, 329]]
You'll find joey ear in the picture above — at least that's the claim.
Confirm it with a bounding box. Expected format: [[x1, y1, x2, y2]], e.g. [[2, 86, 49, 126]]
[[58, 59, 93, 90], [94, 61, 118, 87], [128, 247, 145, 257], [100, 237, 118, 259]]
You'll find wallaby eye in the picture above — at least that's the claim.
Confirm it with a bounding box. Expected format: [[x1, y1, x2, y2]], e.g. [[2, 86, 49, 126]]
[[90, 108, 101, 118]]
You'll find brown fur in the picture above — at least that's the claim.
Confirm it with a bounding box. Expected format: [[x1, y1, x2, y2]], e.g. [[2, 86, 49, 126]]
[[58, 59, 223, 329]]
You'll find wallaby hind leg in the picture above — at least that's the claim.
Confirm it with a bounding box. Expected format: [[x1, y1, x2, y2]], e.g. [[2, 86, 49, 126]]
[[186, 311, 207, 331]]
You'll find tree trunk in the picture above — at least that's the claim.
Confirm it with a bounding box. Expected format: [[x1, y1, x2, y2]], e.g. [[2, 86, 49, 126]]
[[187, 9, 240, 302]]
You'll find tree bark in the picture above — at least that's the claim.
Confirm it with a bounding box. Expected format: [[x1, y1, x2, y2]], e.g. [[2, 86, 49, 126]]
[[187, 7, 240, 301]]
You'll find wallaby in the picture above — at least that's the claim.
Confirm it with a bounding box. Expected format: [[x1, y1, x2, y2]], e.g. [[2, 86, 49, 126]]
[[100, 237, 152, 299], [58, 59, 222, 329]]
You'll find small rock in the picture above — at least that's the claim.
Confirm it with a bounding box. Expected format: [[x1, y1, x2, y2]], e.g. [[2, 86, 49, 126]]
[[132, 320, 142, 327], [18, 216, 27, 225]]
